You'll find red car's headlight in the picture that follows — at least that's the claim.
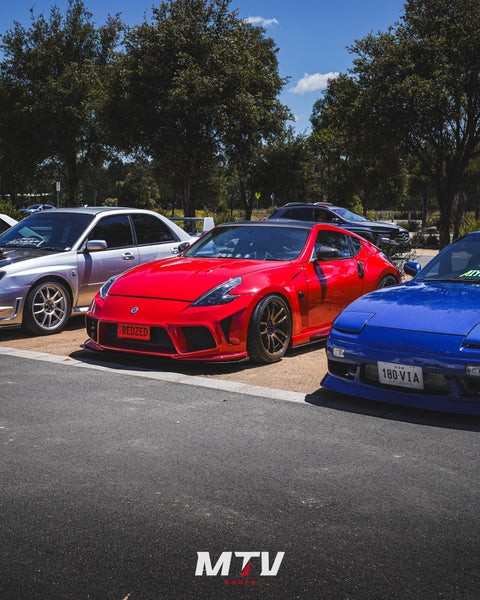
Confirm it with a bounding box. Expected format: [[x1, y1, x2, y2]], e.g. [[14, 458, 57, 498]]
[[190, 276, 242, 307]]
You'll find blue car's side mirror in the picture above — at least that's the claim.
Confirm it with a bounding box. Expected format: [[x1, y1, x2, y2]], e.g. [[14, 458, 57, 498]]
[[404, 262, 421, 277]]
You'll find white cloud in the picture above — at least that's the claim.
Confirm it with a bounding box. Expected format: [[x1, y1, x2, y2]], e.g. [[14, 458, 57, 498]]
[[244, 16, 279, 28], [289, 72, 340, 95]]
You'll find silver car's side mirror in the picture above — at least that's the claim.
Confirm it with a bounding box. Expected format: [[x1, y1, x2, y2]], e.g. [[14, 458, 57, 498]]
[[86, 240, 107, 252]]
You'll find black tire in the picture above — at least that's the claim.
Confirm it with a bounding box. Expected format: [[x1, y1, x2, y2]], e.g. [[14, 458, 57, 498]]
[[247, 294, 292, 364], [377, 274, 398, 289], [23, 280, 71, 335]]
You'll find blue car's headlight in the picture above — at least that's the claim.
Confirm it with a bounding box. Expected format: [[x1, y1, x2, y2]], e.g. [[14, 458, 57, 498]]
[[332, 311, 376, 334], [190, 276, 242, 307], [98, 275, 120, 300]]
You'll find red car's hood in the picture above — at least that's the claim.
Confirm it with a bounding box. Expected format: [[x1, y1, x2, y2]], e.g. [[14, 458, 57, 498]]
[[110, 256, 281, 301]]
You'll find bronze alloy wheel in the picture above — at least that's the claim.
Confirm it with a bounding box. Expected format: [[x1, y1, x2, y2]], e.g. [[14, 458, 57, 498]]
[[377, 274, 398, 288], [247, 294, 292, 364]]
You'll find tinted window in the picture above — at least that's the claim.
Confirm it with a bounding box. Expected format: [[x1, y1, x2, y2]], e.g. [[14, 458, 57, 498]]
[[314, 230, 354, 259], [350, 236, 363, 255], [0, 220, 11, 234], [285, 207, 314, 221], [88, 215, 133, 249], [313, 209, 334, 222], [131, 213, 177, 244]]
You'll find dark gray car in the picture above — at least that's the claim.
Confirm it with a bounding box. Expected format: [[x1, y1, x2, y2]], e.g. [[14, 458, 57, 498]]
[[266, 203, 411, 252], [0, 207, 194, 335]]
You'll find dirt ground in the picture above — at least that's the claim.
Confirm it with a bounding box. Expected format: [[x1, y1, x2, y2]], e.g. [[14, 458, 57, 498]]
[[0, 249, 437, 395]]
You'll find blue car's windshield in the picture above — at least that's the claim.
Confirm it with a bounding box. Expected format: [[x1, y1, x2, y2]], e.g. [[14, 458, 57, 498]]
[[416, 235, 480, 283], [0, 212, 95, 251], [183, 224, 310, 261]]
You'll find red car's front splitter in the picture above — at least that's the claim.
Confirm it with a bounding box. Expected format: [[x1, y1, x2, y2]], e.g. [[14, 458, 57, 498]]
[[85, 294, 256, 362]]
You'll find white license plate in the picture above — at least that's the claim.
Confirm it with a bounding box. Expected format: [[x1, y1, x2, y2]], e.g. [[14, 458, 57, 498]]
[[377, 361, 424, 389]]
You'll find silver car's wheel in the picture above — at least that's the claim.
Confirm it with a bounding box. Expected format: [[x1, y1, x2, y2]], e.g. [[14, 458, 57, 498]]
[[247, 294, 292, 364], [23, 280, 71, 335]]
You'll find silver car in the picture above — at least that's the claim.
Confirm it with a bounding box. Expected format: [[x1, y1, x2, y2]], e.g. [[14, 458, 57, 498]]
[[0, 206, 194, 335]]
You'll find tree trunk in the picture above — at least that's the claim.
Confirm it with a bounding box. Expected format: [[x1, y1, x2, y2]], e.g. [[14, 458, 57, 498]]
[[452, 191, 467, 241], [438, 194, 452, 249], [422, 192, 429, 228], [182, 159, 197, 233], [239, 179, 252, 221]]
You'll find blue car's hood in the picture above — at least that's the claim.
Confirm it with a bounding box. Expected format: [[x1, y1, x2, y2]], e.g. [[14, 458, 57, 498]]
[[343, 281, 480, 336]]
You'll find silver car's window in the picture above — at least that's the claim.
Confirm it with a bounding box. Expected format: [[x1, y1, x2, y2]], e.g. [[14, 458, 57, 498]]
[[131, 213, 178, 244], [0, 212, 94, 250], [87, 215, 134, 249]]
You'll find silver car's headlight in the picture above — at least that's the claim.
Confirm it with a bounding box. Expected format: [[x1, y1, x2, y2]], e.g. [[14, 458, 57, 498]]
[[190, 276, 242, 307], [98, 275, 120, 300]]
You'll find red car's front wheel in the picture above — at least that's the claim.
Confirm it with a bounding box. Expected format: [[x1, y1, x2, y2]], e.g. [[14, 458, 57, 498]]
[[247, 294, 292, 364]]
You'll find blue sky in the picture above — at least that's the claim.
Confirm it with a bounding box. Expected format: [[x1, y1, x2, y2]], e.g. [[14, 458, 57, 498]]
[[0, 0, 406, 133]]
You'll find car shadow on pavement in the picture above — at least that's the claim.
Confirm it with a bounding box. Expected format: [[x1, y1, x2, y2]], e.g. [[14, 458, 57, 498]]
[[305, 388, 480, 432], [70, 345, 312, 378], [70, 337, 328, 378]]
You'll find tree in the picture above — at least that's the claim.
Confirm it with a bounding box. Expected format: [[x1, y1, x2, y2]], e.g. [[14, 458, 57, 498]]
[[0, 75, 48, 207], [105, 0, 290, 220], [348, 0, 480, 247], [221, 23, 291, 219], [251, 130, 320, 206], [310, 74, 406, 215], [0, 0, 122, 206]]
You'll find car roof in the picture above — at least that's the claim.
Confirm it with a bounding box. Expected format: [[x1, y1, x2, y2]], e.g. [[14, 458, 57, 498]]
[[276, 203, 343, 211], [43, 206, 159, 216], [217, 220, 319, 230]]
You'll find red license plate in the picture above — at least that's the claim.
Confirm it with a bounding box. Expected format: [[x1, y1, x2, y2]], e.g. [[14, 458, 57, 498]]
[[117, 323, 150, 340]]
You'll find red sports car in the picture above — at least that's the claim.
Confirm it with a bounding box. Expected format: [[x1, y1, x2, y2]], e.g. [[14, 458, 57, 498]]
[[85, 222, 400, 363]]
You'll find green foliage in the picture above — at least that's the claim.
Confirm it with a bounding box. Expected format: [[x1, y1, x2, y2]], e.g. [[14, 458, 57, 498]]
[[0, 198, 21, 220], [105, 0, 290, 218], [347, 0, 480, 247], [459, 215, 480, 236], [0, 0, 122, 206], [250, 130, 319, 206]]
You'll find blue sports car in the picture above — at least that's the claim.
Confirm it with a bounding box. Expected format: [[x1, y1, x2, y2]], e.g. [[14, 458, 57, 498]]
[[322, 232, 480, 415]]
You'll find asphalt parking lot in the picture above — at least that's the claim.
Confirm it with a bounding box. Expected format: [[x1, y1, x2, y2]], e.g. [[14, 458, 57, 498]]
[[1, 350, 480, 600]]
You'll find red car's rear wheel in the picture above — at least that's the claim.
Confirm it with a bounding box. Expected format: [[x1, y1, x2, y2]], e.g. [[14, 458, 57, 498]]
[[247, 294, 292, 364], [377, 274, 398, 288]]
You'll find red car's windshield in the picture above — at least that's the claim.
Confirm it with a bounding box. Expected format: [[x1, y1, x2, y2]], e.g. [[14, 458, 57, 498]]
[[183, 224, 310, 261]]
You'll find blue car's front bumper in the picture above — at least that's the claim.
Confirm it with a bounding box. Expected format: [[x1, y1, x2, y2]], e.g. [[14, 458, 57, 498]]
[[322, 326, 480, 415]]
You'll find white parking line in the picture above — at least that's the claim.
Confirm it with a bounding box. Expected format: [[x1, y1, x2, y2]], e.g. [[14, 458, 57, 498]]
[[0, 345, 307, 405]]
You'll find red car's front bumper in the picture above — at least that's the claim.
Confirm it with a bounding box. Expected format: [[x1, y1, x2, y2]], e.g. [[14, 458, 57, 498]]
[[85, 294, 257, 362]]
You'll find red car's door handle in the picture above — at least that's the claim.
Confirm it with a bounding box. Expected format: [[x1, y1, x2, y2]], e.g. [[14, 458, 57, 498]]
[[357, 260, 364, 279]]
